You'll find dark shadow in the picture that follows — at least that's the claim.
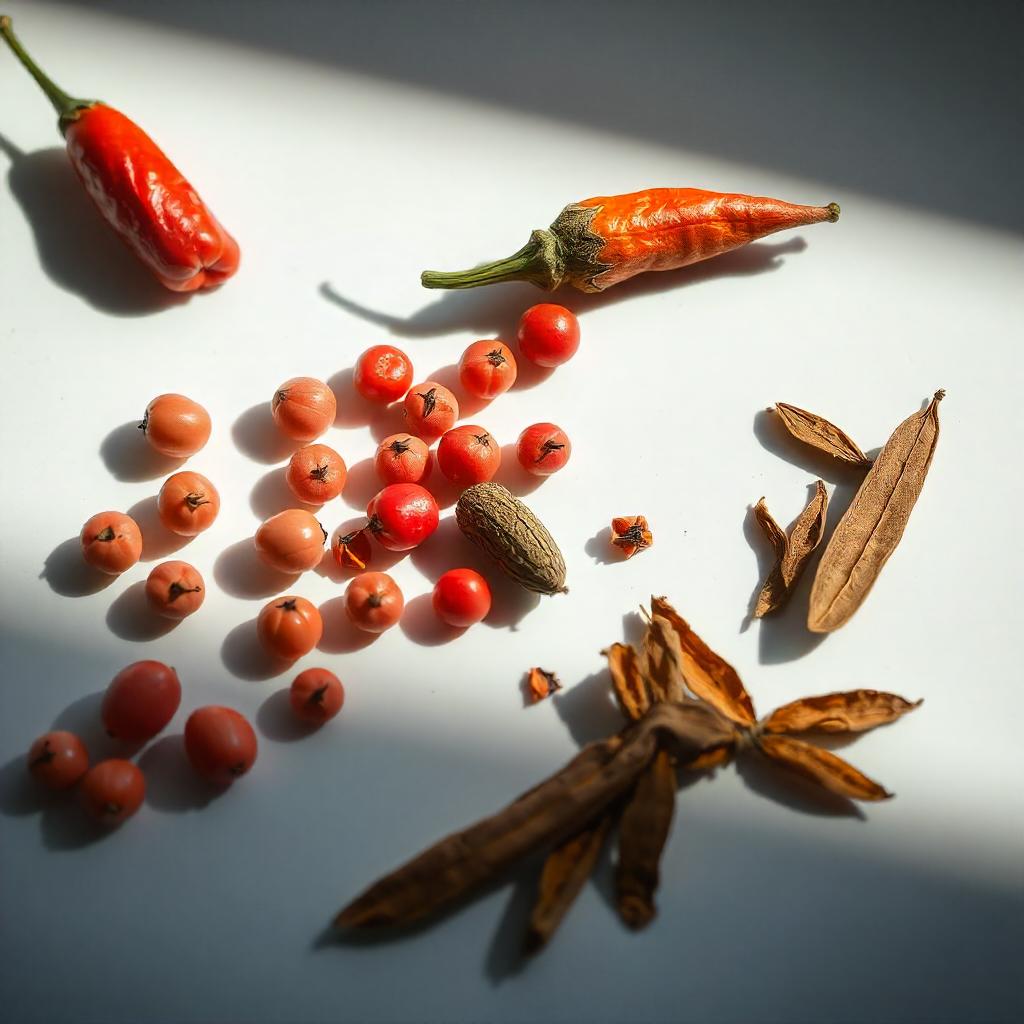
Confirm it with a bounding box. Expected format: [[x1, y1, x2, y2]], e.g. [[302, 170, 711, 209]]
[[256, 689, 323, 743], [552, 670, 622, 747], [339, 456, 382, 513], [220, 618, 291, 681], [0, 135, 188, 316], [0, 754, 64, 817], [409, 516, 540, 629], [214, 538, 299, 599], [325, 367, 403, 440], [484, 865, 538, 983], [322, 239, 809, 340], [318, 596, 378, 653], [232, 402, 298, 464], [40, 804, 119, 851], [41, 537, 117, 597], [510, 355, 556, 392], [51, 690, 139, 764], [492, 444, 545, 497], [126, 496, 192, 561], [584, 526, 619, 565], [99, 420, 185, 482], [620, 610, 646, 647], [137, 734, 218, 812], [399, 593, 464, 646], [250, 466, 312, 520], [105, 580, 179, 642], [735, 750, 864, 820]]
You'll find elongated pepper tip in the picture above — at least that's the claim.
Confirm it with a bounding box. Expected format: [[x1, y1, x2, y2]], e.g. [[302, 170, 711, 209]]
[[826, 202, 841, 222]]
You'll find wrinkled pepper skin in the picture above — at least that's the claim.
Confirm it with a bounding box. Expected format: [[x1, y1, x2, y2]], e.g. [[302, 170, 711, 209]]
[[422, 188, 840, 293], [0, 16, 238, 293], [65, 105, 239, 292]]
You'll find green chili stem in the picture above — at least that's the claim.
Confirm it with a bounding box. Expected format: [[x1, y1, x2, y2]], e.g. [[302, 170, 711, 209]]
[[0, 15, 97, 132], [421, 228, 562, 290]]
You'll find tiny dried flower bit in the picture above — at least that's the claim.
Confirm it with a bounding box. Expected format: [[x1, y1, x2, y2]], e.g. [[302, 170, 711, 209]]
[[310, 462, 330, 482], [526, 667, 561, 704], [333, 527, 371, 571], [611, 516, 652, 559], [535, 439, 566, 463], [387, 437, 413, 457], [417, 388, 438, 417]]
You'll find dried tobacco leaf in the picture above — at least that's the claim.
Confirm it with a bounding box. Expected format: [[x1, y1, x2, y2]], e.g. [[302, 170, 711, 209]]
[[775, 402, 872, 468], [641, 615, 686, 704], [753, 482, 828, 617], [763, 690, 922, 735], [526, 667, 562, 704], [651, 596, 757, 725], [809, 391, 944, 633], [603, 643, 650, 721], [752, 498, 789, 617], [757, 734, 892, 801], [335, 702, 734, 931], [615, 749, 676, 929], [525, 816, 612, 953]]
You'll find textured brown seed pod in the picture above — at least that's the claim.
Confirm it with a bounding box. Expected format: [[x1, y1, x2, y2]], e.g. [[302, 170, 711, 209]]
[[455, 483, 567, 594]]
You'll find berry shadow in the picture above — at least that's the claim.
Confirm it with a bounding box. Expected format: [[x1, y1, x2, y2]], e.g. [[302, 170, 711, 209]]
[[137, 734, 220, 812], [105, 580, 179, 642], [583, 526, 621, 565], [220, 618, 292, 682], [99, 421, 186, 482], [492, 444, 545, 497], [250, 466, 315, 520], [214, 538, 300, 599], [232, 403, 298, 464], [256, 689, 322, 743], [326, 367, 402, 442], [399, 593, 464, 646], [410, 516, 540, 629], [425, 363, 489, 419], [41, 537, 117, 597], [317, 596, 378, 653], [126, 496, 192, 560], [339, 456, 382, 513]]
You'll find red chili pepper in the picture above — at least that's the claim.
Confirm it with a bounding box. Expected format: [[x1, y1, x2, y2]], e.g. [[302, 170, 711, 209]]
[[422, 188, 839, 293], [0, 16, 239, 293]]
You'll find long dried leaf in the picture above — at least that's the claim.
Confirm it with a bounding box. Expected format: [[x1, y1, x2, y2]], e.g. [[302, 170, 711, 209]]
[[651, 596, 757, 725], [603, 643, 650, 720], [809, 391, 944, 633], [616, 749, 676, 929], [781, 480, 828, 586], [753, 498, 789, 617], [335, 702, 733, 930], [641, 615, 685, 704], [757, 734, 892, 801], [775, 402, 872, 468], [763, 690, 923, 735], [525, 816, 612, 953]]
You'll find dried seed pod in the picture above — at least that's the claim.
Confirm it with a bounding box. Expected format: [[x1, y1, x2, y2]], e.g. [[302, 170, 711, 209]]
[[641, 615, 685, 705], [603, 643, 650, 721], [526, 667, 561, 704], [809, 391, 944, 633], [456, 483, 567, 595], [756, 734, 892, 801], [763, 690, 922, 735], [774, 402, 872, 467]]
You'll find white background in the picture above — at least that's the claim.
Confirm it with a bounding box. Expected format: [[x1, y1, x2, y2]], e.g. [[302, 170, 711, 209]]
[[1, 2, 1022, 1022]]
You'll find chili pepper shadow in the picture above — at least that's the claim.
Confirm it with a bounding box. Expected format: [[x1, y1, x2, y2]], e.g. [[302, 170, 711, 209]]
[[220, 618, 292, 682], [256, 689, 322, 743], [213, 538, 299, 599], [325, 368, 403, 441], [105, 580, 179, 642], [318, 238, 808, 340], [99, 421, 185, 482], [409, 516, 541, 629], [126, 496, 192, 561], [231, 403, 300, 465], [136, 734, 219, 812], [41, 536, 117, 597], [735, 748, 865, 820], [0, 134, 186, 316]]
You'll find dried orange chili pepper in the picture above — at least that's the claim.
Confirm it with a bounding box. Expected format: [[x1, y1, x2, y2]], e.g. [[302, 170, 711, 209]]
[[422, 188, 839, 293], [0, 16, 239, 293]]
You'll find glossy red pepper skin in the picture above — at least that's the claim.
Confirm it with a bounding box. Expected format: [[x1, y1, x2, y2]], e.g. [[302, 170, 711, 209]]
[[65, 105, 239, 292], [1, 16, 238, 293]]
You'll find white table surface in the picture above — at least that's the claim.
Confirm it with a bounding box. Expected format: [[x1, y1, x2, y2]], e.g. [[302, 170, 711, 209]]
[[1, 3, 1022, 1022]]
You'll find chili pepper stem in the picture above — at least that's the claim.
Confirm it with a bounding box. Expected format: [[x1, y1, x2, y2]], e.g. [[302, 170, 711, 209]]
[[421, 229, 561, 290], [0, 15, 98, 133]]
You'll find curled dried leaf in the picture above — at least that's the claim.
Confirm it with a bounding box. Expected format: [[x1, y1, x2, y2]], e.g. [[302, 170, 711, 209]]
[[603, 643, 650, 721], [809, 391, 944, 633], [650, 597, 757, 726], [641, 615, 685, 704], [525, 816, 612, 953], [611, 516, 653, 559], [616, 749, 676, 930], [763, 690, 923, 735], [775, 402, 872, 468], [526, 667, 561, 704], [757, 733, 892, 801]]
